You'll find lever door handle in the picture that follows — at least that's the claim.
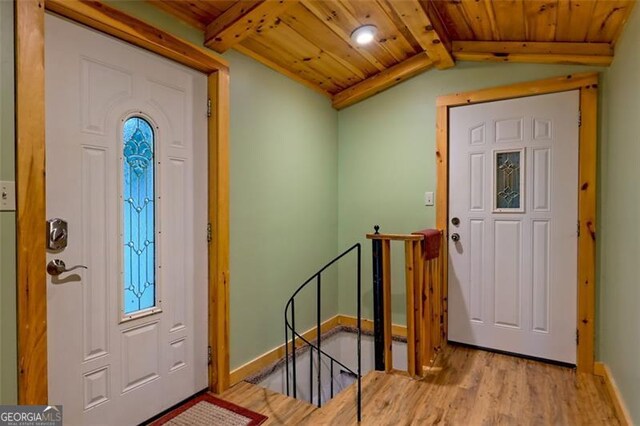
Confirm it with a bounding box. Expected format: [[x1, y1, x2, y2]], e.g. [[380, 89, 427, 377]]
[[451, 233, 460, 242], [47, 259, 87, 277]]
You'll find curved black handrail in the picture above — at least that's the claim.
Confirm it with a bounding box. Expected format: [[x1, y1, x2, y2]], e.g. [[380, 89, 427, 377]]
[[284, 243, 362, 422]]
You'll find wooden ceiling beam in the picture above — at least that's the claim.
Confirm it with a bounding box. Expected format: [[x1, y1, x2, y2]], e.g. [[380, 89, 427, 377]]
[[452, 41, 614, 66], [332, 52, 434, 110], [384, 0, 454, 69], [204, 0, 297, 53]]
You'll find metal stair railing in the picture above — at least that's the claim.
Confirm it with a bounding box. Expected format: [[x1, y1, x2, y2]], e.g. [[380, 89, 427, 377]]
[[284, 243, 362, 422]]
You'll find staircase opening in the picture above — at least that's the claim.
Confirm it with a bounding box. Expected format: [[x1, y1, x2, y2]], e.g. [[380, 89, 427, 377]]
[[284, 243, 363, 421], [247, 329, 408, 405], [240, 227, 442, 422]]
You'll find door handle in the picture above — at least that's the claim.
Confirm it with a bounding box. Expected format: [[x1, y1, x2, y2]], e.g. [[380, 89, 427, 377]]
[[451, 233, 460, 242], [47, 259, 87, 277]]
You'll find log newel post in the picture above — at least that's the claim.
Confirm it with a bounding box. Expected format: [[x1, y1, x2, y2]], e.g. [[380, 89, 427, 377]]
[[371, 225, 385, 371]]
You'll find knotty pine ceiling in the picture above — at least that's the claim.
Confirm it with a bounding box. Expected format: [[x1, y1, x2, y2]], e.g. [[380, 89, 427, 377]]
[[148, 0, 636, 109]]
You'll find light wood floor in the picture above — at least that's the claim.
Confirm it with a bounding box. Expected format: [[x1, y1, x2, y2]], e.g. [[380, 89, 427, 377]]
[[220, 345, 620, 425], [219, 380, 318, 425]]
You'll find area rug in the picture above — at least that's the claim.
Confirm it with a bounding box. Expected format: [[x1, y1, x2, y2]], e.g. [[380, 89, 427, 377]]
[[149, 393, 268, 426]]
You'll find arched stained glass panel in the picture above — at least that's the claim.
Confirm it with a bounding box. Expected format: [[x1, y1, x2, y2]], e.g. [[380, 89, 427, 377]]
[[123, 116, 156, 314]]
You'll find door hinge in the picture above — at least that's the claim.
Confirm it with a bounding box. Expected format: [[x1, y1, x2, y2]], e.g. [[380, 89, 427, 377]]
[[576, 329, 579, 345], [578, 110, 582, 127], [208, 346, 212, 365], [207, 223, 212, 243], [207, 98, 212, 118], [577, 220, 580, 237]]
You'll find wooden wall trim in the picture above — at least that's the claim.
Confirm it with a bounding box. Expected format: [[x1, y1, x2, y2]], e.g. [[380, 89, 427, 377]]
[[594, 362, 633, 426], [436, 72, 598, 107], [229, 315, 408, 385], [338, 315, 407, 339], [435, 105, 449, 344], [45, 0, 228, 73], [208, 69, 231, 393], [16, 0, 48, 405], [229, 315, 341, 385], [17, 0, 230, 403], [577, 81, 598, 374], [436, 73, 599, 372]]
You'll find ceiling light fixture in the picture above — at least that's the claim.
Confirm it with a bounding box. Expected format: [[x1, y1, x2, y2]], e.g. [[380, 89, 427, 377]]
[[351, 25, 377, 45]]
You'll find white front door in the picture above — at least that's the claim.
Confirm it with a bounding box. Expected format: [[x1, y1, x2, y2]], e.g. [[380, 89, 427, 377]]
[[45, 14, 208, 425], [448, 91, 579, 364]]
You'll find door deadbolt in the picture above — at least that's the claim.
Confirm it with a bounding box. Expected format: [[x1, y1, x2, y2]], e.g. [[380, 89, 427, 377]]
[[451, 217, 460, 226], [47, 218, 68, 250]]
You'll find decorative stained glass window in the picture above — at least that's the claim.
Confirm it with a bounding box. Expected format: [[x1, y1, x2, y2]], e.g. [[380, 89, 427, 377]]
[[123, 117, 156, 315], [494, 149, 524, 212]]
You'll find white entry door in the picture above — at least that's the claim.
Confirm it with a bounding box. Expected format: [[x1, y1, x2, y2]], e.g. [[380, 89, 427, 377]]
[[45, 14, 208, 425], [448, 91, 579, 364]]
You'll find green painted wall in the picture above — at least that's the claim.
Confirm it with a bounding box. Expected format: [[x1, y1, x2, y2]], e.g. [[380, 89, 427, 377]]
[[1, 1, 637, 409], [337, 61, 604, 324], [105, 2, 339, 369], [0, 0, 17, 405], [104, 1, 201, 46], [599, 4, 640, 421], [226, 49, 338, 367]]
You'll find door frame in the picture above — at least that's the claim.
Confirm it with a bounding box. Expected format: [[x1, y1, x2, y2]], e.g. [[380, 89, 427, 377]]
[[15, 0, 230, 404], [435, 73, 598, 373]]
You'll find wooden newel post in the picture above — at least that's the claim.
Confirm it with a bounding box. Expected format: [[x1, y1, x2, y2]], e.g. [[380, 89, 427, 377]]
[[371, 225, 386, 371], [367, 228, 442, 377], [404, 238, 425, 377]]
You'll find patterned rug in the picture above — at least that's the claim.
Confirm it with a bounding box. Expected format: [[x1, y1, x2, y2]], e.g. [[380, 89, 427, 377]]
[[149, 394, 268, 426]]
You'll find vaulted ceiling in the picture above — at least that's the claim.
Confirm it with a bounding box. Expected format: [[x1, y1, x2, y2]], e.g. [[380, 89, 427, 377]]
[[147, 0, 636, 109]]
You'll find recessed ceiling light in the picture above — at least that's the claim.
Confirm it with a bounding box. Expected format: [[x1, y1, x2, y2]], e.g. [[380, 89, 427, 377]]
[[351, 25, 377, 45]]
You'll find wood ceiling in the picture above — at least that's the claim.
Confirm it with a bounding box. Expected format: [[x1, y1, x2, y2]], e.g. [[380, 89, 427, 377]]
[[148, 0, 636, 109]]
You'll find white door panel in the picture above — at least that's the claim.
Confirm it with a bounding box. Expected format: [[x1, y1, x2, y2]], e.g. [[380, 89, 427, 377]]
[[448, 91, 579, 364], [46, 14, 208, 425]]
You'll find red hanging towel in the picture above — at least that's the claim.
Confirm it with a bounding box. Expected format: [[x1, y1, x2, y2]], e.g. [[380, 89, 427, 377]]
[[411, 229, 442, 260]]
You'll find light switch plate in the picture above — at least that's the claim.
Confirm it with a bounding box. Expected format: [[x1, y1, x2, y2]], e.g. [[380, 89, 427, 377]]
[[424, 191, 434, 206], [0, 181, 15, 211]]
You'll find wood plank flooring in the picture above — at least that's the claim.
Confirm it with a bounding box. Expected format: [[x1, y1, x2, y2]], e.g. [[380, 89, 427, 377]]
[[219, 381, 318, 425], [220, 345, 621, 425]]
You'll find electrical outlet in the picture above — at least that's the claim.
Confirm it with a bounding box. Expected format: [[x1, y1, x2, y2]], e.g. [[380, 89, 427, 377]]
[[0, 181, 16, 211], [424, 191, 434, 206]]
